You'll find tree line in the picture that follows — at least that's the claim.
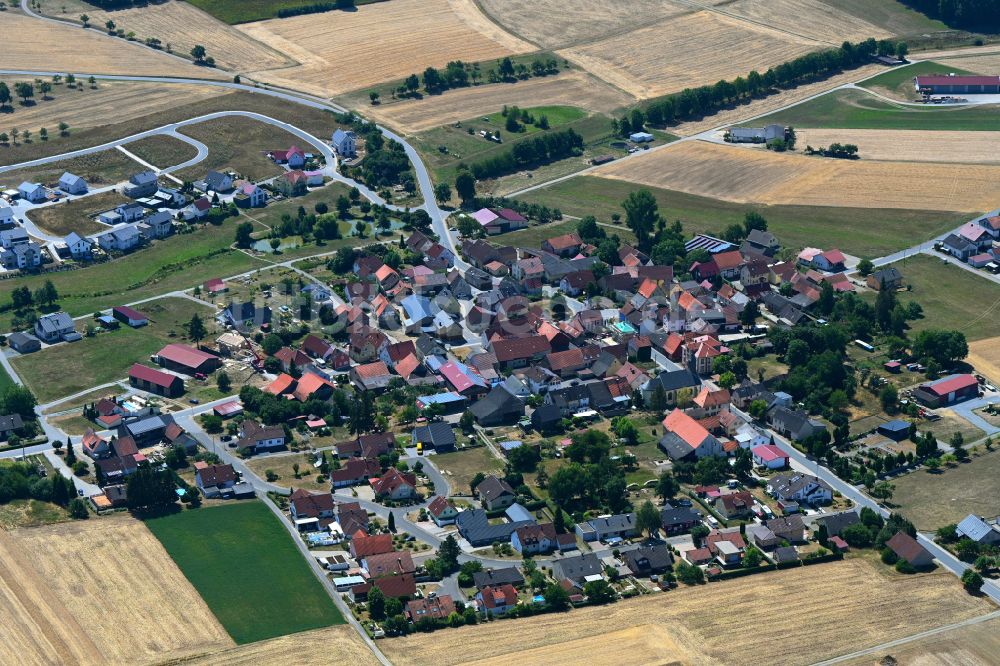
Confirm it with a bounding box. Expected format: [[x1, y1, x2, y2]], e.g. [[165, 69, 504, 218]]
[[392, 57, 560, 100], [638, 38, 908, 128], [276, 0, 355, 18], [467, 128, 583, 180], [898, 0, 1000, 30]]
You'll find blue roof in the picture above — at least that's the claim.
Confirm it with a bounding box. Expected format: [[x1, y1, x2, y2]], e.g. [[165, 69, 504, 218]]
[[417, 392, 465, 405], [498, 440, 523, 451], [401, 294, 434, 321], [505, 503, 533, 523]]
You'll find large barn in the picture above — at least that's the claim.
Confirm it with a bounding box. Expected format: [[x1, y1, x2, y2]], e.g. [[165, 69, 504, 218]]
[[914, 74, 1000, 94]]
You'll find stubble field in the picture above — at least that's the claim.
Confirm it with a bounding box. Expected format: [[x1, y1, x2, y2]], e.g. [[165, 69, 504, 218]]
[[47, 0, 294, 73], [179, 625, 381, 665], [0, 12, 223, 78], [968, 336, 1000, 385], [0, 514, 233, 666], [0, 77, 219, 137], [892, 448, 1000, 530], [236, 0, 534, 97], [795, 128, 1000, 164], [365, 70, 633, 134], [382, 558, 991, 666], [841, 614, 1000, 666], [596, 140, 1000, 212]]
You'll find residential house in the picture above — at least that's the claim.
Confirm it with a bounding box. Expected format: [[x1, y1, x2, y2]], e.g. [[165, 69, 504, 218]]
[[716, 491, 754, 520], [470, 207, 528, 235], [622, 544, 674, 577], [885, 531, 934, 568], [543, 233, 583, 257], [34, 311, 76, 343], [332, 129, 357, 157], [660, 506, 703, 535], [811, 249, 847, 272], [329, 457, 381, 488], [551, 553, 603, 585], [511, 523, 558, 555], [641, 367, 701, 405], [0, 414, 23, 442], [222, 301, 272, 330], [956, 515, 1000, 545], [276, 170, 309, 196], [766, 514, 806, 543], [182, 197, 212, 221], [98, 224, 142, 253], [476, 584, 519, 616], [468, 385, 525, 426], [350, 532, 394, 559], [236, 419, 285, 454], [123, 171, 158, 198], [768, 405, 827, 442], [472, 568, 524, 590], [233, 182, 267, 208], [290, 488, 336, 528], [0, 227, 28, 249], [194, 462, 239, 498], [867, 267, 903, 291], [491, 336, 551, 370], [575, 513, 638, 542], [351, 361, 393, 392], [659, 409, 725, 460], [58, 172, 87, 195], [1, 241, 42, 270], [81, 428, 111, 459], [477, 475, 516, 510], [406, 596, 456, 623], [18, 181, 47, 203], [814, 511, 860, 538], [427, 496, 459, 526], [201, 170, 234, 193], [411, 422, 456, 452], [371, 468, 417, 501], [767, 473, 833, 506], [456, 509, 533, 547], [271, 145, 306, 168], [364, 551, 416, 578], [63, 232, 94, 260], [751, 443, 789, 470], [940, 233, 977, 261], [0, 205, 14, 228], [560, 269, 595, 296]]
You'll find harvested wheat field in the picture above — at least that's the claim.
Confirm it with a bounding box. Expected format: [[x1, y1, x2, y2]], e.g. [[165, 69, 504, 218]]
[[968, 336, 1000, 386], [237, 0, 534, 98], [0, 12, 223, 78], [597, 140, 1000, 212], [719, 0, 889, 45], [0, 514, 232, 666], [383, 559, 991, 666], [175, 625, 380, 666], [367, 71, 632, 134], [841, 614, 1000, 666], [796, 128, 1000, 164], [475, 0, 696, 49], [670, 64, 884, 136], [49, 0, 293, 73], [0, 77, 219, 135], [559, 11, 821, 100]]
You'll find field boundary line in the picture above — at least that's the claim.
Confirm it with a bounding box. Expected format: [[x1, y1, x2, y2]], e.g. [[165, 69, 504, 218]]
[[812, 609, 1000, 665]]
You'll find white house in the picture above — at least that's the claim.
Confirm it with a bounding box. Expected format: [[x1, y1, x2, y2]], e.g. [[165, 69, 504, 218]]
[[98, 224, 142, 252], [64, 232, 94, 259], [18, 182, 47, 203], [751, 443, 789, 470], [1, 242, 42, 270], [766, 472, 833, 505], [332, 129, 357, 157], [58, 172, 87, 195], [729, 124, 784, 143], [0, 227, 29, 249], [0, 205, 14, 227]]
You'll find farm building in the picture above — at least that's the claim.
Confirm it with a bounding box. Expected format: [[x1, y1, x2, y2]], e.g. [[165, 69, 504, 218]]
[[915, 74, 1000, 94], [912, 374, 979, 408], [877, 420, 911, 442], [112, 305, 149, 328], [128, 363, 184, 397], [629, 131, 654, 143], [155, 343, 222, 375], [728, 124, 785, 143]]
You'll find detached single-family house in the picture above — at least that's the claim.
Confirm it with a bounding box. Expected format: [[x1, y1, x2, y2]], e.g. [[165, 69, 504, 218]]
[[660, 506, 703, 535], [0, 205, 14, 227], [332, 129, 357, 157], [427, 496, 459, 526], [767, 472, 832, 506], [233, 182, 267, 208], [289, 488, 336, 527], [476, 475, 516, 511], [18, 181, 47, 203], [34, 311, 77, 343], [575, 513, 638, 542], [659, 409, 724, 460], [1, 242, 42, 270], [751, 443, 789, 470], [271, 145, 306, 169], [123, 171, 158, 198], [511, 523, 558, 555], [371, 468, 417, 501], [766, 514, 806, 543], [885, 531, 933, 568], [98, 224, 142, 253], [237, 419, 285, 454], [64, 232, 94, 260], [768, 406, 827, 442], [194, 462, 238, 498], [716, 491, 754, 520], [411, 422, 456, 452], [476, 584, 519, 616], [867, 267, 903, 291], [201, 170, 234, 193], [58, 172, 87, 195], [956, 515, 1000, 545]]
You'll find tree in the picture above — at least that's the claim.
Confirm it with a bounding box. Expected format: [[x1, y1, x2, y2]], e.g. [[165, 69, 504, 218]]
[[749, 398, 769, 421], [80, 13, 89, 27], [190, 45, 207, 63], [186, 313, 207, 342], [0, 82, 11, 110], [433, 182, 451, 204], [718, 371, 737, 390], [676, 560, 704, 585], [105, 19, 115, 32], [235, 221, 254, 247], [69, 497, 89, 519], [38, 81, 52, 99], [369, 90, 380, 105], [544, 582, 571, 611], [841, 523, 874, 548], [216, 371, 231, 393], [650, 384, 668, 412], [439, 534, 460, 572], [869, 481, 895, 502], [656, 471, 679, 500], [743, 545, 763, 568], [622, 189, 659, 252], [14, 82, 34, 104], [636, 500, 661, 537], [879, 384, 898, 413], [455, 171, 476, 205], [387, 511, 397, 532], [583, 579, 616, 604], [962, 568, 984, 594], [368, 585, 387, 620], [2, 384, 36, 417], [857, 258, 874, 276], [125, 467, 178, 513]]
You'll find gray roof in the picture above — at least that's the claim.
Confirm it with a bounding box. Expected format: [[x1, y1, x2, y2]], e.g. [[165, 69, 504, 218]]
[[870, 267, 902, 284], [111, 225, 141, 242], [8, 331, 40, 347], [64, 232, 92, 246], [647, 367, 701, 393], [205, 171, 230, 190], [660, 506, 702, 527], [814, 511, 859, 536], [130, 170, 158, 185], [36, 311, 74, 334], [584, 513, 636, 533], [476, 475, 514, 503], [622, 544, 673, 575], [0, 414, 24, 431], [957, 515, 999, 541], [411, 422, 455, 448], [456, 508, 532, 547], [1, 228, 29, 244], [125, 415, 167, 437], [468, 385, 524, 423], [745, 228, 778, 248], [59, 172, 85, 187], [471, 567, 524, 590], [767, 472, 830, 499], [401, 294, 434, 322], [145, 210, 173, 225], [551, 552, 603, 582], [773, 545, 799, 563], [505, 502, 534, 523]]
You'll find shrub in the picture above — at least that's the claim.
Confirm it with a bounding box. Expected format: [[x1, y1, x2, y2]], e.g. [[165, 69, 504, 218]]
[[894, 559, 915, 574]]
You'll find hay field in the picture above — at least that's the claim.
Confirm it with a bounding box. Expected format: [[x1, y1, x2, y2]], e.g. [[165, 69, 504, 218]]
[[474, 0, 696, 49], [49, 0, 293, 73], [841, 615, 1000, 666], [382, 559, 991, 666], [596, 140, 1000, 212], [720, 0, 889, 45], [968, 336, 1000, 386], [367, 71, 632, 134], [669, 64, 884, 136], [0, 12, 224, 78], [794, 128, 1000, 164], [0, 514, 232, 666], [558, 11, 821, 99], [237, 0, 534, 97], [0, 77, 219, 135], [177, 625, 380, 665]]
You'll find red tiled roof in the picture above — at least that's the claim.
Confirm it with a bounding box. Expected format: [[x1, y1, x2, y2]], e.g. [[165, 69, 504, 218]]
[[351, 533, 394, 558], [128, 363, 180, 389], [427, 495, 454, 517], [266, 373, 296, 395], [545, 233, 582, 251], [394, 354, 420, 380], [293, 372, 334, 401], [157, 343, 218, 370], [353, 361, 391, 380], [662, 409, 710, 448], [916, 75, 1000, 86], [820, 249, 846, 265], [924, 373, 977, 397], [492, 336, 550, 363], [113, 305, 147, 321]]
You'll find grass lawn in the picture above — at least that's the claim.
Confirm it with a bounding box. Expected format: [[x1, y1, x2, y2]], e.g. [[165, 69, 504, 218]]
[[413, 111, 624, 185], [176, 117, 301, 182], [145, 501, 343, 643], [11, 296, 216, 403], [891, 447, 1000, 530], [517, 175, 968, 257], [0, 363, 15, 395], [825, 0, 949, 35], [186, 0, 383, 24], [48, 413, 99, 436], [0, 498, 70, 530], [0, 149, 141, 189], [755, 88, 1000, 131], [877, 254, 1000, 342], [247, 453, 330, 492], [433, 446, 503, 496], [0, 222, 267, 330], [25, 190, 128, 237], [124, 134, 199, 169], [858, 61, 975, 99]]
